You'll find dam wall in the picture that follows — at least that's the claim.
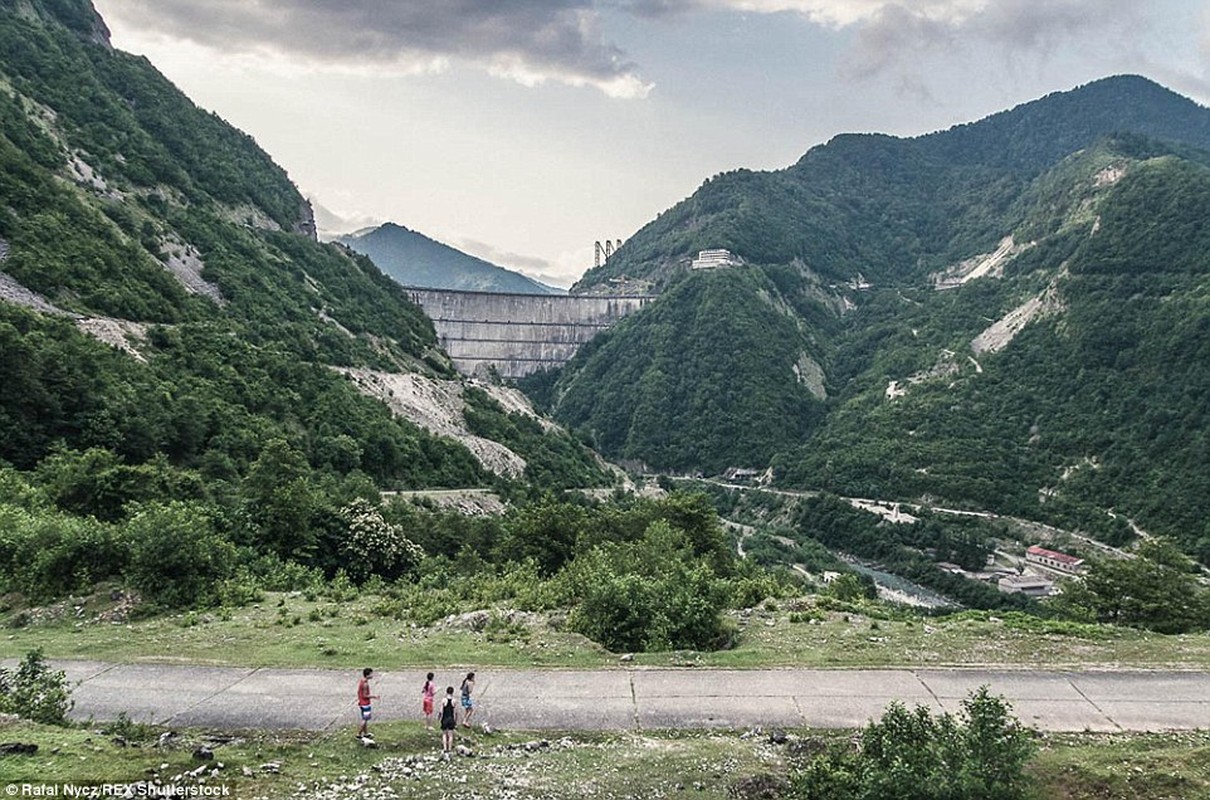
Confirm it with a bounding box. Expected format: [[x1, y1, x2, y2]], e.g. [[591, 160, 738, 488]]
[[406, 288, 651, 378]]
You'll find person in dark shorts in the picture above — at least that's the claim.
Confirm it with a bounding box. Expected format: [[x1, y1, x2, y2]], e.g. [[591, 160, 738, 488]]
[[357, 667, 378, 739], [460, 672, 476, 728], [440, 686, 457, 758]]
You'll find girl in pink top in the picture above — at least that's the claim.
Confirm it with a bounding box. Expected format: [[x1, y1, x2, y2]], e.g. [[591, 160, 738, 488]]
[[421, 672, 436, 729]]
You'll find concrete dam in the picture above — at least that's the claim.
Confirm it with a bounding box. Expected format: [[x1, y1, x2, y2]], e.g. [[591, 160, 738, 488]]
[[406, 288, 652, 378]]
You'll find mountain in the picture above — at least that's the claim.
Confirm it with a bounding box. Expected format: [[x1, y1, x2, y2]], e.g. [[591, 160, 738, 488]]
[[0, 0, 610, 573], [339, 223, 562, 294], [535, 77, 1210, 562], [575, 75, 1210, 292]]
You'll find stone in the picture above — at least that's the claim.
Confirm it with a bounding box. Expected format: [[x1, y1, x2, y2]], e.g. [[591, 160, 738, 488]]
[[728, 773, 790, 800], [0, 742, 37, 756]]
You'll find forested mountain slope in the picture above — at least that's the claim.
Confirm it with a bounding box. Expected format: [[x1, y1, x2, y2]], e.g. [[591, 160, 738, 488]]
[[542, 81, 1210, 561], [0, 0, 609, 564], [575, 75, 1210, 291]]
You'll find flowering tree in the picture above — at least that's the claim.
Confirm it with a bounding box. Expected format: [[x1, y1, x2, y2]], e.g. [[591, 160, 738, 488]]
[[339, 499, 424, 582]]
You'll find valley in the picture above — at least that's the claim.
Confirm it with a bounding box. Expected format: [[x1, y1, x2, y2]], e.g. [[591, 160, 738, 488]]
[[1, 2, 1209, 798]]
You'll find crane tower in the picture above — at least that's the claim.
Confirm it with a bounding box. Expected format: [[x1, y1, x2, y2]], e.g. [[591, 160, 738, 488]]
[[594, 239, 625, 268]]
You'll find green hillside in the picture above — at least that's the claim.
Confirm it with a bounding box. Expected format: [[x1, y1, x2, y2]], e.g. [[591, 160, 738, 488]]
[[575, 75, 1210, 291], [551, 266, 828, 472], [0, 0, 610, 603], [0, 0, 1207, 667], [544, 87, 1210, 561]]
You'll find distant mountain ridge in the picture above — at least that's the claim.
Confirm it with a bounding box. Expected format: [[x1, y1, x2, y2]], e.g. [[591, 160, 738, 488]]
[[339, 223, 562, 295], [577, 75, 1210, 292], [535, 76, 1210, 562]]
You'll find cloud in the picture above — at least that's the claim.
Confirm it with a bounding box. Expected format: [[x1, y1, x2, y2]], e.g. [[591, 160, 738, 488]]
[[99, 0, 653, 98], [459, 237, 562, 274], [613, 0, 1142, 78], [840, 0, 1142, 79], [98, 0, 1144, 97], [308, 197, 383, 239]]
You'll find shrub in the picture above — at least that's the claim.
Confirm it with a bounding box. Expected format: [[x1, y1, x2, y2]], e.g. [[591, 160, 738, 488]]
[[123, 501, 236, 608], [791, 687, 1035, 800], [562, 521, 733, 652], [0, 649, 74, 726], [0, 504, 125, 601], [103, 711, 158, 744], [338, 499, 424, 583], [244, 553, 323, 593]]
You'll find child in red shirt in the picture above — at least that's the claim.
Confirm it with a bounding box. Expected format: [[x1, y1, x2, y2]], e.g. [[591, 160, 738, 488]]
[[357, 667, 378, 739]]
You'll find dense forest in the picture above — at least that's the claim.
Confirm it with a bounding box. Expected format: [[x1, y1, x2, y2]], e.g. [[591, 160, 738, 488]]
[[2, 0, 1207, 654], [542, 84, 1210, 564], [0, 0, 613, 619]]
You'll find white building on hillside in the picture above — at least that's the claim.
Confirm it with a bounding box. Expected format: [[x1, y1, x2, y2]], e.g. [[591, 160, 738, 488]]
[[998, 574, 1055, 597], [691, 249, 740, 270], [1025, 545, 1085, 574]]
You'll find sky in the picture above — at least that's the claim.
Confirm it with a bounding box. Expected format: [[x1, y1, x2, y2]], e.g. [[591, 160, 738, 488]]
[[91, 0, 1210, 287]]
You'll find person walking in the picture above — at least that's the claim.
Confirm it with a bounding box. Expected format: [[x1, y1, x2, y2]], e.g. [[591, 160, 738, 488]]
[[460, 672, 476, 729], [356, 667, 378, 740], [422, 672, 436, 730], [439, 686, 457, 759]]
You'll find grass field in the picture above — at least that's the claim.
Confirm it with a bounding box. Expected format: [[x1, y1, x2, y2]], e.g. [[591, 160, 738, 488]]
[[1, 716, 1206, 800], [2, 589, 1208, 671]]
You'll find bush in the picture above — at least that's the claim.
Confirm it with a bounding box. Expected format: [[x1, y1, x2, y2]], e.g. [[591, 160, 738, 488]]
[[0, 504, 125, 601], [243, 553, 323, 593], [562, 521, 733, 652], [123, 501, 236, 608], [338, 499, 424, 583], [0, 649, 74, 726], [791, 687, 1035, 800]]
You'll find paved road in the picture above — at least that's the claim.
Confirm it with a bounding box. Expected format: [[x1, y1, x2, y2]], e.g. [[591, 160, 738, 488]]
[[42, 661, 1210, 733]]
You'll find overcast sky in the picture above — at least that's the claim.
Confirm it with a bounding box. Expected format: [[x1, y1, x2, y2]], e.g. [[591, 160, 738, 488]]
[[92, 0, 1210, 287]]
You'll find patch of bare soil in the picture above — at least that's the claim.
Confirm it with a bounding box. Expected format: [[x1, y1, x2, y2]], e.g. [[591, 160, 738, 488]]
[[338, 368, 527, 478]]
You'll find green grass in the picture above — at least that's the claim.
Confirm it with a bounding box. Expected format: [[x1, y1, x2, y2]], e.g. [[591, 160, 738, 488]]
[[0, 719, 1206, 800], [1030, 731, 1210, 800], [0, 719, 787, 800], [2, 591, 1208, 671]]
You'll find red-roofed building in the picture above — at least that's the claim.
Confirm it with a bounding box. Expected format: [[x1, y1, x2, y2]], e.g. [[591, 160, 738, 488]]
[[1025, 545, 1085, 574]]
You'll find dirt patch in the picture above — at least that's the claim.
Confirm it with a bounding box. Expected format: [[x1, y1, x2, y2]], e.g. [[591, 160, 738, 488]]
[[160, 236, 224, 304], [0, 270, 69, 316], [933, 236, 1032, 290], [76, 317, 149, 362], [337, 368, 526, 478], [387, 488, 507, 515], [476, 382, 557, 431], [971, 282, 1065, 354]]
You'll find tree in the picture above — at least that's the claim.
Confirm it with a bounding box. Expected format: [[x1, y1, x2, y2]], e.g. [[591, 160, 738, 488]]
[[239, 439, 321, 560], [1078, 538, 1208, 633], [563, 521, 733, 652], [338, 499, 423, 583], [124, 501, 235, 608], [495, 499, 589, 576]]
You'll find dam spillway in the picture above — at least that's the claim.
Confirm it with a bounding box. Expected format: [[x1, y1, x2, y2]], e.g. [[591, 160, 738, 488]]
[[406, 288, 651, 378]]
